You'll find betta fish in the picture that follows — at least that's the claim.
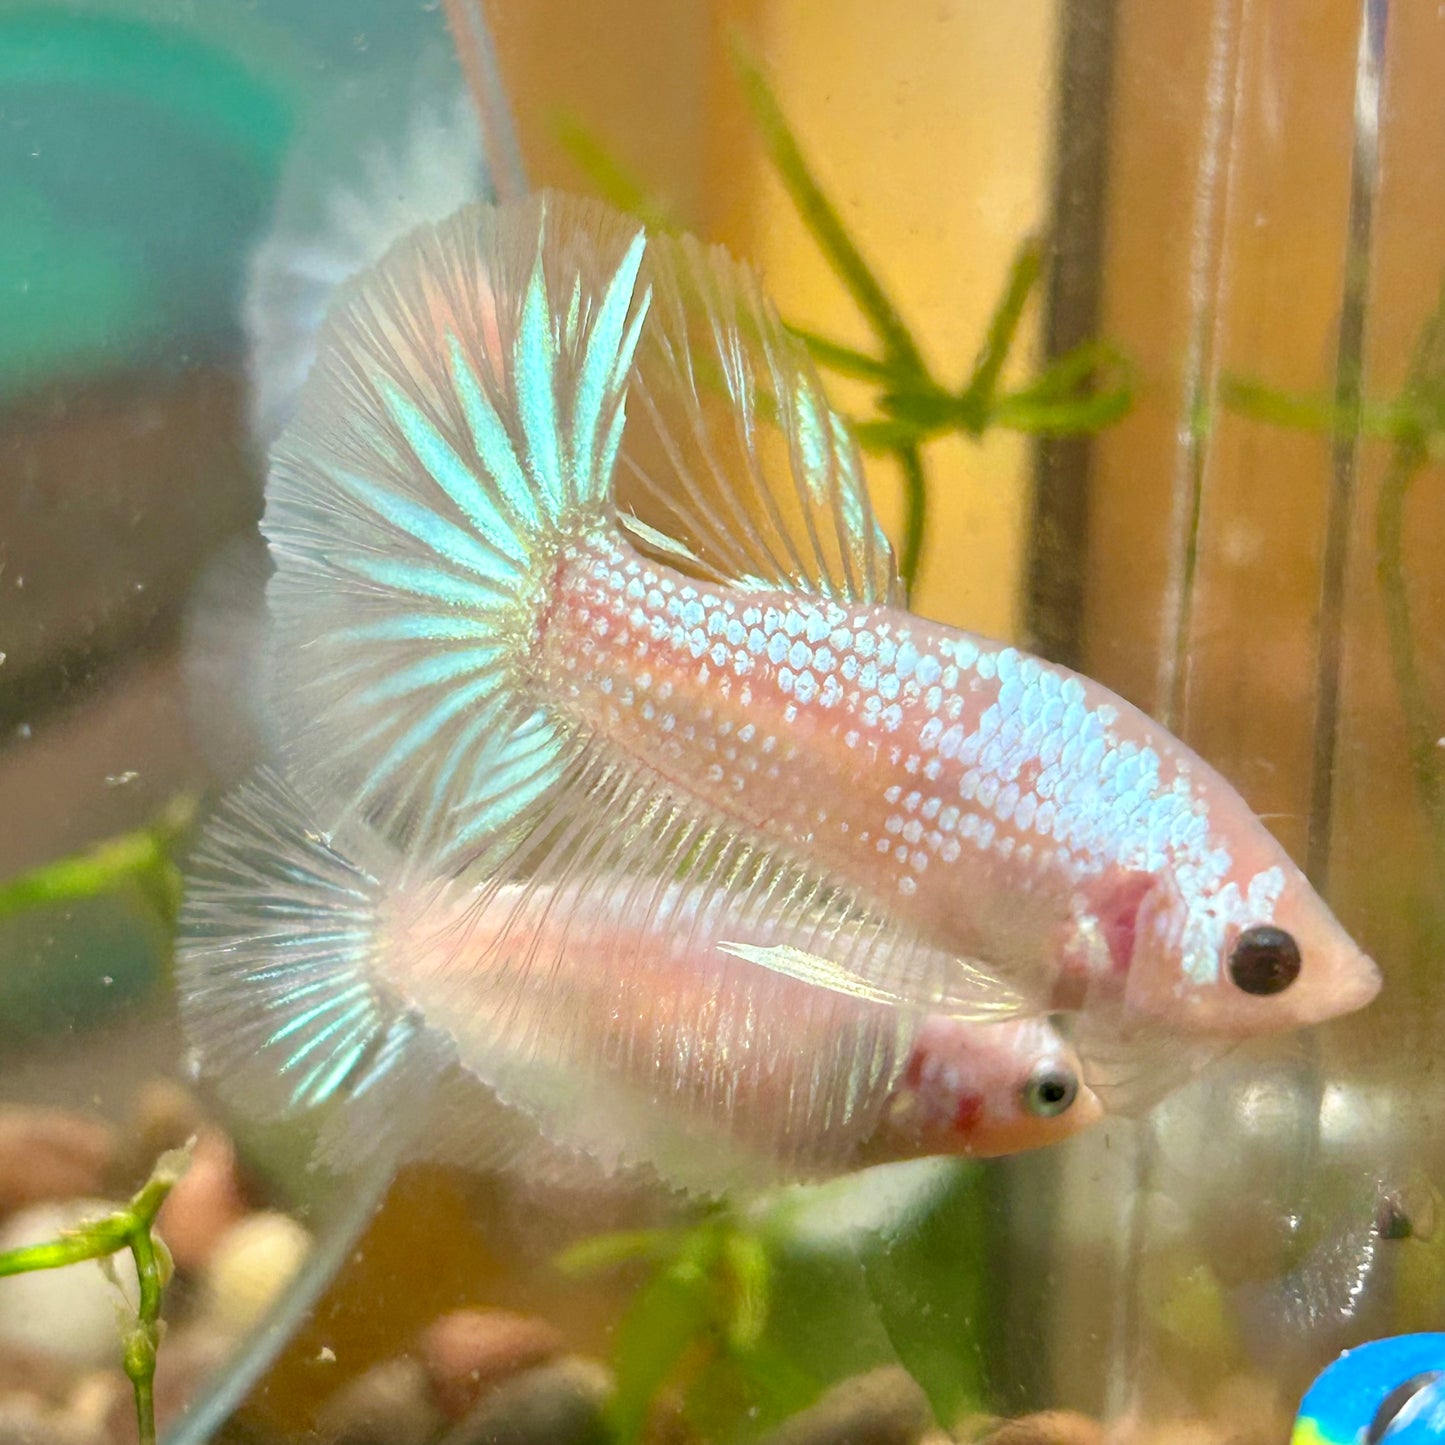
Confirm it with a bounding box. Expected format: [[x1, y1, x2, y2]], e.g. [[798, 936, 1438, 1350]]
[[178, 769, 1101, 1192], [249, 189, 1376, 1105]]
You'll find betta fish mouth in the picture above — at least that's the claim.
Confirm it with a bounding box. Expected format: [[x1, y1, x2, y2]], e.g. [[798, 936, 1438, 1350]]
[[1294, 945, 1382, 1028]]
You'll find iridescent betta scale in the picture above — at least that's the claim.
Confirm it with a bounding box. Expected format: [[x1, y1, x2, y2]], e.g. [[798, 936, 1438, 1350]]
[[181, 191, 1378, 1180]]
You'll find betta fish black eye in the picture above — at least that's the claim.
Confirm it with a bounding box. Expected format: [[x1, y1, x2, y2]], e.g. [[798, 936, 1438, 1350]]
[[1366, 1370, 1443, 1444], [1228, 925, 1302, 996], [1022, 1063, 1078, 1118]]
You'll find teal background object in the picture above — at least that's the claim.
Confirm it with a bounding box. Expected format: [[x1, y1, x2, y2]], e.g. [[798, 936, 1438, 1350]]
[[0, 1, 464, 394]]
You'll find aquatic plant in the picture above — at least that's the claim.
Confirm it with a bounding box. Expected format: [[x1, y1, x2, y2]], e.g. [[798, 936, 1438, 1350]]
[[0, 1146, 191, 1445], [0, 794, 195, 928], [557, 1165, 990, 1445], [560, 48, 1135, 598]]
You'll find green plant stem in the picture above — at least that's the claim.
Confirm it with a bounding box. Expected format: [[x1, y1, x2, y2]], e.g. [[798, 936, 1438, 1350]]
[[787, 326, 894, 384], [732, 43, 923, 378], [1376, 282, 1445, 884], [960, 235, 1044, 418], [1222, 287, 1445, 890], [0, 1147, 189, 1445], [896, 444, 928, 595], [553, 111, 679, 235]]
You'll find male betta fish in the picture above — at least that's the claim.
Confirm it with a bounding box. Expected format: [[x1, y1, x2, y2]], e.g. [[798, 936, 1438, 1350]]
[[178, 770, 1101, 1192], [246, 190, 1376, 1098]]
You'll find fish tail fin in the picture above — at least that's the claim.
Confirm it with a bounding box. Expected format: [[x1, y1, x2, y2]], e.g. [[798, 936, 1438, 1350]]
[[263, 192, 650, 849], [244, 53, 492, 448], [177, 768, 448, 1171]]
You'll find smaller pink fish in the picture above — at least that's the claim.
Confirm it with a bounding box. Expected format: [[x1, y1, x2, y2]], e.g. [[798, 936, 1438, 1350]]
[[178, 771, 1100, 1193]]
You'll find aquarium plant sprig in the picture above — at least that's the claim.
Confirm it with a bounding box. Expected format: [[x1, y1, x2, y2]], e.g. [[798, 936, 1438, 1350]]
[[0, 1145, 191, 1445], [0, 792, 197, 928], [557, 55, 1132, 599], [557, 1208, 776, 1445]]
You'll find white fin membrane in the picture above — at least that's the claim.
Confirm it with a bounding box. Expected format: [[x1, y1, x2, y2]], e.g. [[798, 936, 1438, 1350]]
[[616, 228, 899, 604], [1066, 1004, 1228, 1116], [244, 63, 491, 448]]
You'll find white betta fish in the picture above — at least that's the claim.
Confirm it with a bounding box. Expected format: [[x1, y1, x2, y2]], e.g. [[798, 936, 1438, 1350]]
[[247, 191, 1375, 1084], [178, 771, 1101, 1193]]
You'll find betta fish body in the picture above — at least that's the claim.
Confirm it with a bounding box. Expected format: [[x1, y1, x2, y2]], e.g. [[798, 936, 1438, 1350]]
[[254, 192, 1376, 1116], [178, 771, 1100, 1191]]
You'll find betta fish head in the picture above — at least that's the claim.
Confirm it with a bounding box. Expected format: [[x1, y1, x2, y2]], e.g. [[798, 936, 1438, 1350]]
[[876, 1015, 1103, 1161], [1099, 817, 1381, 1040]]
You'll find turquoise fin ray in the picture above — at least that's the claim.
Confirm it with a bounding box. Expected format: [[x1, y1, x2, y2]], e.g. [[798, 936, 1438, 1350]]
[[177, 769, 449, 1169], [263, 193, 651, 852]]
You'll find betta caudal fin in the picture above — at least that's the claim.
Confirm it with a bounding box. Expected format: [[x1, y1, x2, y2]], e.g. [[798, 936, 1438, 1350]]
[[177, 769, 448, 1171], [264, 193, 649, 851], [263, 192, 901, 861], [244, 61, 491, 449]]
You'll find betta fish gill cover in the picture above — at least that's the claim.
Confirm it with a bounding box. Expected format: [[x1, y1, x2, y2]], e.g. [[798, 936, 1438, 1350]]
[[0, 2, 1439, 1443]]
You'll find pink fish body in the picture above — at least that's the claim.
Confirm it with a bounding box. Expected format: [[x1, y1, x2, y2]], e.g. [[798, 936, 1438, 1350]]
[[253, 190, 1377, 1085], [178, 774, 1100, 1191], [541, 538, 1375, 1038]]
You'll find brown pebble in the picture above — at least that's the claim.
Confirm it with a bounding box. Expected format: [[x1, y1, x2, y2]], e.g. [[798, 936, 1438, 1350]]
[[315, 1357, 447, 1445], [0, 1108, 115, 1217], [420, 1309, 566, 1420], [130, 1081, 205, 1160], [978, 1410, 1103, 1445], [155, 1130, 249, 1273], [0, 1388, 106, 1445], [0, 1341, 77, 1405], [758, 1366, 933, 1445], [440, 1357, 611, 1445]]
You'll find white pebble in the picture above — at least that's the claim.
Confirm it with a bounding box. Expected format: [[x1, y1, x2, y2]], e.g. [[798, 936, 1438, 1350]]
[[203, 1210, 311, 1336]]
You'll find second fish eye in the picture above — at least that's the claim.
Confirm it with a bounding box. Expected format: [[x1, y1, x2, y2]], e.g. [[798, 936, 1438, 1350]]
[[1023, 1063, 1078, 1118], [1228, 925, 1302, 996]]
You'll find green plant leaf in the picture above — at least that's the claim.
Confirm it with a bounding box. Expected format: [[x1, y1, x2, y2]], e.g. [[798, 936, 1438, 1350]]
[[731, 40, 923, 375], [609, 1243, 720, 1445]]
